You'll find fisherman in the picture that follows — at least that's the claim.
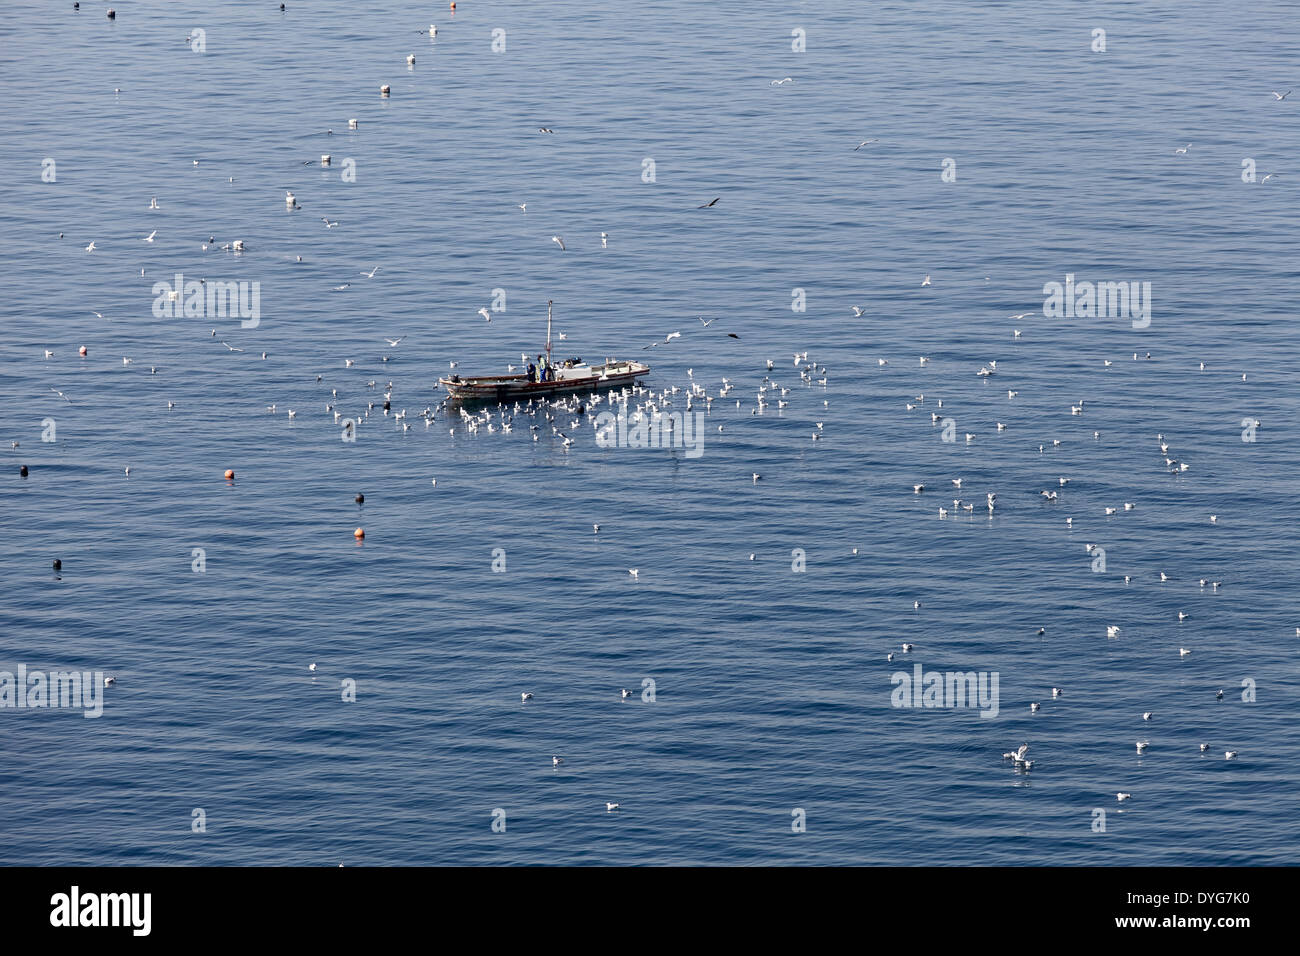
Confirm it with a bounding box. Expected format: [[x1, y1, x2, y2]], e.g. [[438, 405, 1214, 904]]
[[527, 361, 536, 383]]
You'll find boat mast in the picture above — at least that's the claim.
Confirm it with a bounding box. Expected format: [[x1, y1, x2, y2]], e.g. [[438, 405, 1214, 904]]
[[546, 300, 553, 363]]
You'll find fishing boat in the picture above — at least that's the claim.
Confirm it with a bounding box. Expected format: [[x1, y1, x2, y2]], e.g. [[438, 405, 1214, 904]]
[[439, 301, 650, 403]]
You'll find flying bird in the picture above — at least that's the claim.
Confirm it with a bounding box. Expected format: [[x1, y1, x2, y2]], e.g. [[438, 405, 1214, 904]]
[[141, 230, 156, 243], [551, 235, 565, 250], [697, 197, 720, 208], [854, 139, 878, 150], [1272, 90, 1292, 100]]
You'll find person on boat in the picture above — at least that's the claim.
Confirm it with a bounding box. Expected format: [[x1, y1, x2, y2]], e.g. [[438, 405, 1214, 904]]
[[527, 362, 536, 383]]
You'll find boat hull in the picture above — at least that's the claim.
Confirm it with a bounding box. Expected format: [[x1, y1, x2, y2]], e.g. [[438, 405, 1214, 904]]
[[440, 363, 649, 403]]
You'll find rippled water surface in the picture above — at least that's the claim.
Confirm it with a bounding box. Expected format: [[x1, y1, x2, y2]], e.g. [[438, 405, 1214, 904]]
[[1, 1, 1298, 865]]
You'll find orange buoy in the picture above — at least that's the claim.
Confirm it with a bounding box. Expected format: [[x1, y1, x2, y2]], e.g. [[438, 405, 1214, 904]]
[[224, 468, 235, 479], [353, 527, 365, 539], [78, 346, 88, 356]]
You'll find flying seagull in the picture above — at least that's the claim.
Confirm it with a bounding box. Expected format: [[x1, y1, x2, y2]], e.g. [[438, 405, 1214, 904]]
[[1272, 90, 1292, 100], [854, 139, 878, 150], [478, 308, 491, 322], [551, 235, 565, 251], [221, 342, 243, 352], [1174, 144, 1190, 154], [49, 387, 73, 404], [360, 266, 379, 278], [141, 230, 156, 243], [383, 336, 406, 347], [698, 197, 720, 208]]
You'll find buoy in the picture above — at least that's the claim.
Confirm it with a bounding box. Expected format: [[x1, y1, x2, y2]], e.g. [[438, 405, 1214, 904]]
[[223, 468, 235, 479], [348, 118, 358, 130], [320, 154, 331, 166], [19, 465, 29, 478], [79, 345, 87, 356], [380, 84, 390, 96], [355, 493, 364, 504], [52, 559, 62, 571], [353, 527, 365, 539]]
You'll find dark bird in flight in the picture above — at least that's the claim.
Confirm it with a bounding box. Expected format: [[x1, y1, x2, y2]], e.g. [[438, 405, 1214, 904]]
[[698, 197, 720, 208]]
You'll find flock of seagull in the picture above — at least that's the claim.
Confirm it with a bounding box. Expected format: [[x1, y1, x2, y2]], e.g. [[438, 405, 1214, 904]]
[[21, 6, 1295, 839]]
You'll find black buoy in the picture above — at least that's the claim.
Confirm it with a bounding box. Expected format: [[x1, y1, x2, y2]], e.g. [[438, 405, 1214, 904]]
[[355, 493, 364, 504], [19, 465, 28, 478], [53, 559, 62, 571]]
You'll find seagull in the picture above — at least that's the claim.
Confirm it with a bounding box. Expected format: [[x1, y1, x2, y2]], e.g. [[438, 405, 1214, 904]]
[[601, 232, 608, 249], [921, 275, 931, 287], [360, 266, 379, 278], [478, 308, 492, 322], [149, 197, 159, 210], [1216, 689, 1224, 700], [85, 241, 95, 252], [220, 342, 243, 352], [1143, 712, 1153, 720], [697, 197, 721, 209], [322, 217, 339, 228], [1225, 751, 1238, 760], [1136, 741, 1149, 753], [517, 203, 526, 213], [383, 337, 406, 347], [606, 802, 621, 811], [308, 663, 317, 672], [1107, 625, 1121, 638], [1272, 90, 1292, 100], [1174, 144, 1190, 154], [752, 473, 760, 482], [1030, 702, 1041, 712], [621, 688, 632, 699], [50, 387, 72, 404], [1180, 647, 1191, 656], [521, 692, 533, 701], [91, 311, 106, 320], [551, 235, 565, 250], [1002, 744, 1029, 761], [141, 230, 156, 243], [1051, 688, 1062, 698], [770, 77, 793, 85], [628, 569, 639, 579], [853, 139, 878, 150], [552, 756, 563, 766], [851, 306, 866, 317], [593, 524, 600, 534], [1200, 743, 1210, 752], [1117, 792, 1132, 802], [901, 643, 914, 653], [537, 127, 554, 134]]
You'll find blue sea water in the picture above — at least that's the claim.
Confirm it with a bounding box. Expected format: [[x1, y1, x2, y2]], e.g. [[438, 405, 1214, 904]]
[[1, 0, 1298, 866]]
